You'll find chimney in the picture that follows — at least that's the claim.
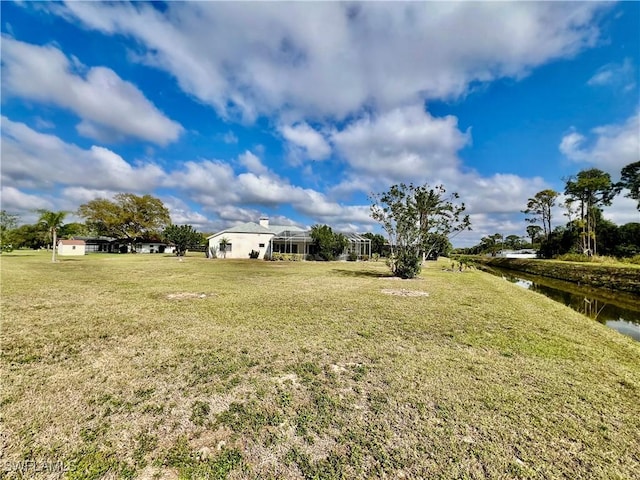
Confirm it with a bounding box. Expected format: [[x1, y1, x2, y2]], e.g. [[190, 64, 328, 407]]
[[259, 217, 269, 228]]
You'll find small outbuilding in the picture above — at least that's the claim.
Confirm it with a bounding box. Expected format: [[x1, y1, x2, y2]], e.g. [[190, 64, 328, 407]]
[[57, 239, 86, 256]]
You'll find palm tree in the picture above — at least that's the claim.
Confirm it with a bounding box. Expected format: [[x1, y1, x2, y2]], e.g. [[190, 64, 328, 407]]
[[219, 237, 230, 259], [37, 210, 67, 262]]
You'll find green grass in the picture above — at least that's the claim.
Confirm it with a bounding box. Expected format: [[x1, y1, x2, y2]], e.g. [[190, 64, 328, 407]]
[[1, 250, 639, 479]]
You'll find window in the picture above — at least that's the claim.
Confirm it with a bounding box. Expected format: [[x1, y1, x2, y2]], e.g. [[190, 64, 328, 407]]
[[220, 242, 232, 252], [259, 243, 265, 248]]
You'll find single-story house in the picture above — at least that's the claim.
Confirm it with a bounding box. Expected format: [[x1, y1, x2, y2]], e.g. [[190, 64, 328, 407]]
[[133, 239, 176, 254], [73, 236, 116, 253], [207, 218, 304, 259], [57, 239, 86, 256], [207, 218, 372, 260], [72, 237, 175, 254]]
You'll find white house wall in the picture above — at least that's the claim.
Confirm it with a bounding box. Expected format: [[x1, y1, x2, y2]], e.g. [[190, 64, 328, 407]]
[[208, 232, 274, 259], [58, 245, 85, 256], [135, 243, 176, 254]]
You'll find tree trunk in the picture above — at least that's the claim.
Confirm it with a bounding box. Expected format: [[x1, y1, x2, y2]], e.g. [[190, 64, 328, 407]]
[[546, 206, 552, 240], [51, 228, 57, 262], [590, 207, 597, 255], [580, 199, 588, 254]]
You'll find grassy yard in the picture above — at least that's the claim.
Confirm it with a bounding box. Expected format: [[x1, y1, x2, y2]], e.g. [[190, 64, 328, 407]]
[[1, 251, 639, 479]]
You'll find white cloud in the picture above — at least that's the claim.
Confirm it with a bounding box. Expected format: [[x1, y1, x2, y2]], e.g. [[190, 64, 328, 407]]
[[559, 113, 640, 172], [325, 104, 549, 244], [161, 196, 211, 229], [459, 173, 548, 215], [280, 123, 331, 161], [61, 187, 119, 205], [1, 36, 183, 145], [216, 206, 263, 225], [1, 116, 166, 191], [163, 151, 374, 228], [58, 1, 606, 121], [559, 131, 586, 160], [164, 160, 237, 201], [332, 105, 470, 184], [455, 213, 529, 248], [587, 58, 635, 90], [238, 151, 268, 175], [604, 195, 640, 225], [0, 186, 53, 212], [326, 103, 551, 245], [222, 131, 238, 144], [34, 117, 55, 130]]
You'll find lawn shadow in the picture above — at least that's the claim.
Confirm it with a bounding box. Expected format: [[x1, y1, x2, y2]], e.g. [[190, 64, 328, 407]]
[[331, 268, 393, 279]]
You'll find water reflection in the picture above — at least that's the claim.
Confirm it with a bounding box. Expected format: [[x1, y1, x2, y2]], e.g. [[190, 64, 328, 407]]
[[484, 267, 640, 342]]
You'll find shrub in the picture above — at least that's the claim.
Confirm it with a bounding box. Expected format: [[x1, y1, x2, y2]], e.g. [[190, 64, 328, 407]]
[[361, 255, 369, 261], [389, 249, 422, 279], [310, 225, 349, 260], [458, 256, 476, 269], [268, 253, 304, 261], [347, 252, 358, 262], [554, 253, 622, 264], [372, 253, 380, 262], [622, 254, 640, 265], [249, 250, 260, 259]]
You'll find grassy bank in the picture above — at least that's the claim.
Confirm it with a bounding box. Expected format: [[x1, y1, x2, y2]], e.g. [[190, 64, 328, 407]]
[[1, 251, 639, 479], [471, 257, 640, 295]]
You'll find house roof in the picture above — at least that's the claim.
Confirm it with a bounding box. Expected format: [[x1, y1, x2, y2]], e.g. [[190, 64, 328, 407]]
[[207, 222, 304, 239], [59, 239, 86, 245], [213, 222, 271, 236], [268, 225, 304, 234], [73, 236, 116, 242]]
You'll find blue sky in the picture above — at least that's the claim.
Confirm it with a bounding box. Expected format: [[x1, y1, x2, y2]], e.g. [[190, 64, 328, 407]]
[[1, 1, 638, 247]]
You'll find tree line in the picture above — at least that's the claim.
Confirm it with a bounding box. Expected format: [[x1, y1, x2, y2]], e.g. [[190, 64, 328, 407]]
[[458, 162, 639, 259], [0, 193, 205, 260]]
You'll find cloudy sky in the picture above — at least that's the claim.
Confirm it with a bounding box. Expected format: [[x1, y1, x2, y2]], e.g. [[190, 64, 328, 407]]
[[1, 1, 638, 246]]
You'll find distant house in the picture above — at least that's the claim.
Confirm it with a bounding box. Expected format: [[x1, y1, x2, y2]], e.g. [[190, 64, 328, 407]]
[[133, 238, 176, 254], [73, 236, 115, 253], [57, 239, 86, 256], [207, 218, 372, 260], [71, 236, 175, 254], [495, 249, 537, 259], [207, 218, 304, 259]]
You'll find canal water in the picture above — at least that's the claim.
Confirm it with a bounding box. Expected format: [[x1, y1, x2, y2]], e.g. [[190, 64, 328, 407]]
[[482, 266, 640, 342]]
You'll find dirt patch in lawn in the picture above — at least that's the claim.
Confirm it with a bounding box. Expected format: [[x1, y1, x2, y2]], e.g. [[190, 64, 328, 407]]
[[165, 292, 215, 300], [381, 289, 429, 297]]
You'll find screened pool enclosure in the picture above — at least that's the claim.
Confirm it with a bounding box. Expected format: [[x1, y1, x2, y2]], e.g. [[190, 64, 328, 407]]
[[269, 230, 372, 260]]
